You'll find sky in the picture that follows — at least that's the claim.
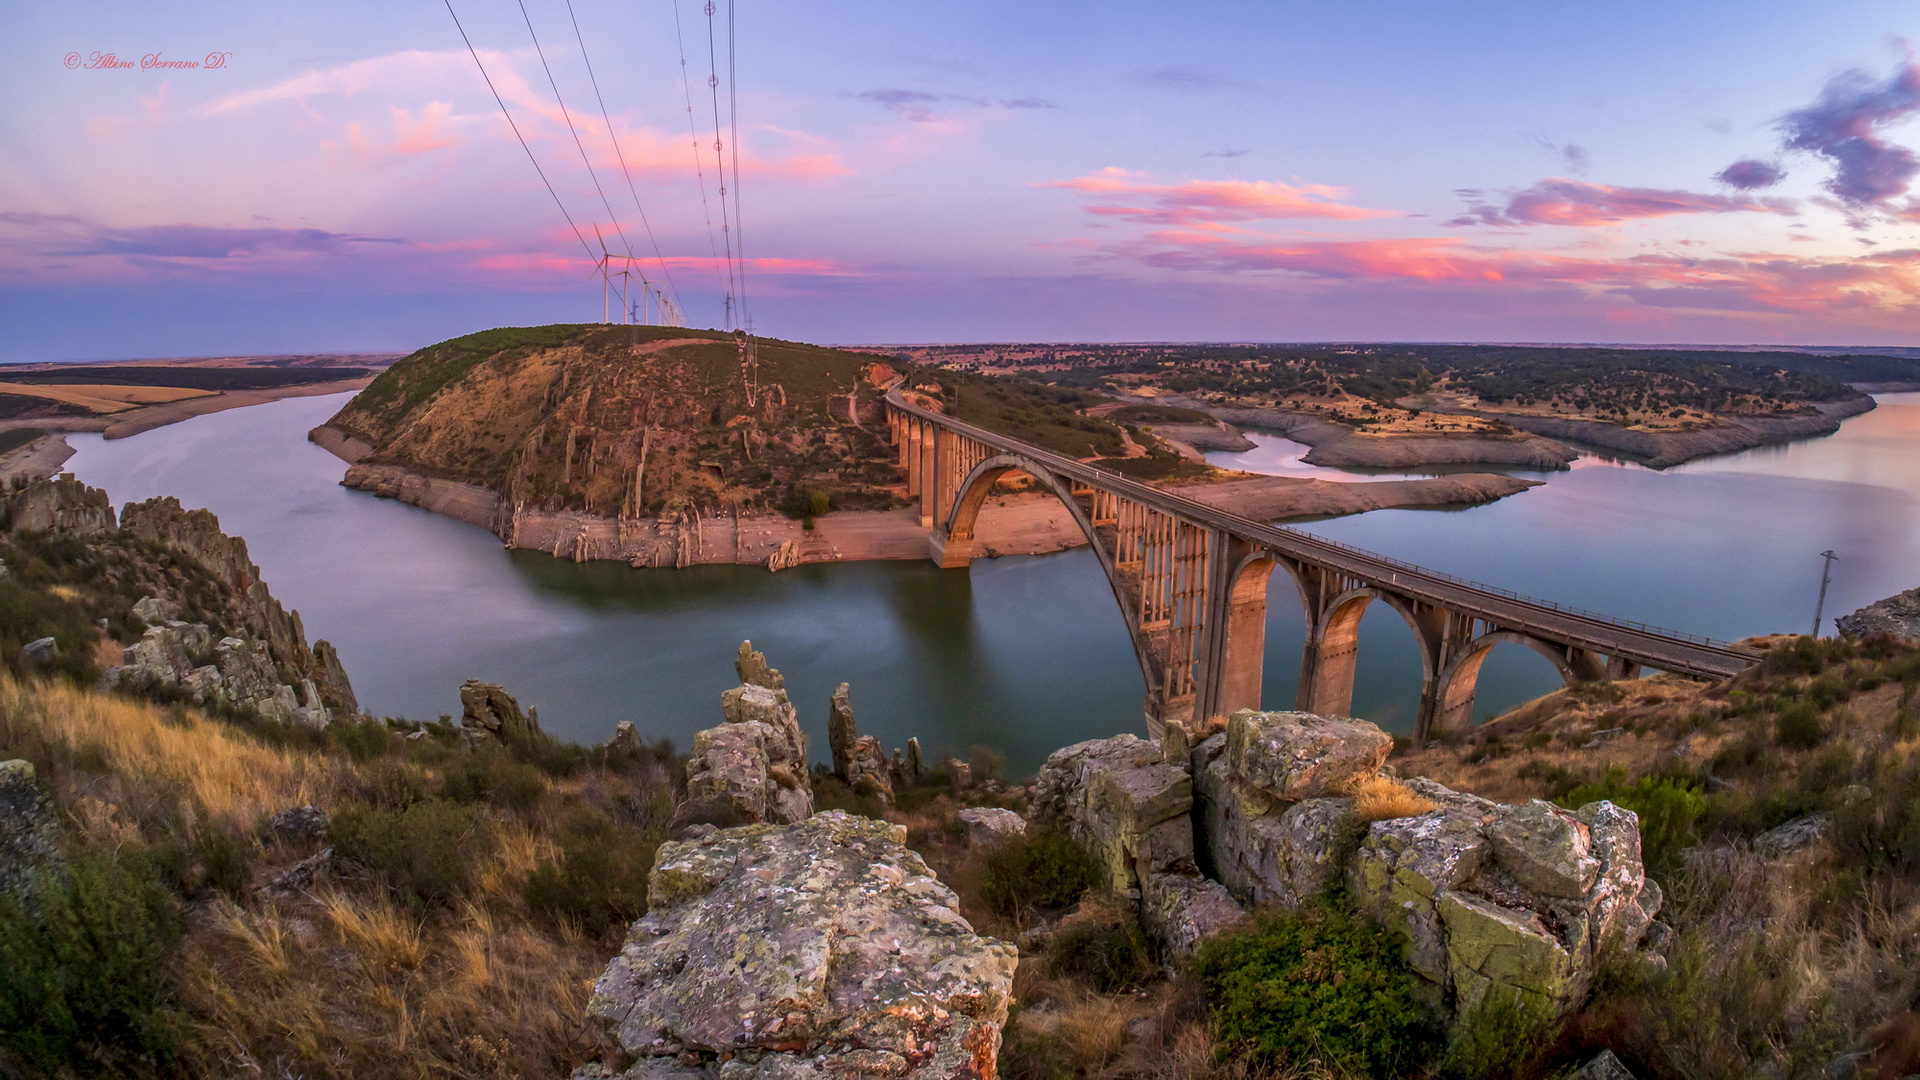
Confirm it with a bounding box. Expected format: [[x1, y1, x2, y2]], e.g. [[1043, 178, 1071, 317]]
[[6, 1, 1920, 359]]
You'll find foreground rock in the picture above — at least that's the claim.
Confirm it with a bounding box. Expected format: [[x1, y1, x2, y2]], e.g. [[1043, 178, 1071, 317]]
[[108, 601, 336, 727], [1837, 586, 1920, 642], [674, 643, 814, 828], [1029, 734, 1246, 959], [459, 679, 545, 749], [1038, 708, 1663, 1029], [582, 812, 1017, 1080], [828, 682, 895, 804]]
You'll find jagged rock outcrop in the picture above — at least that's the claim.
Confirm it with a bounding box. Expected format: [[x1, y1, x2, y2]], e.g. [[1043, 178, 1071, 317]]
[[1837, 586, 1920, 642], [828, 683, 895, 803], [459, 679, 544, 749], [675, 645, 814, 828], [1028, 735, 1246, 958], [581, 812, 1017, 1080], [105, 605, 334, 727], [0, 760, 64, 901], [1194, 731, 1356, 908], [2, 473, 114, 537]]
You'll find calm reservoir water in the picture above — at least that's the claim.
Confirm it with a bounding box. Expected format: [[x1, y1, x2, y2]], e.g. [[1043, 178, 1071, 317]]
[[61, 392, 1920, 772]]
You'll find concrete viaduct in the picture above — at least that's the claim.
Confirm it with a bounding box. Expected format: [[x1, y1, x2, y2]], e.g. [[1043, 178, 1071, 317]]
[[885, 387, 1761, 744]]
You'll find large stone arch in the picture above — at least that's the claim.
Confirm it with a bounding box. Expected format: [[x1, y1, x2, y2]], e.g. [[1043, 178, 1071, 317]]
[[1207, 550, 1320, 719], [1427, 630, 1582, 739], [1300, 586, 1439, 719], [936, 452, 1167, 717]]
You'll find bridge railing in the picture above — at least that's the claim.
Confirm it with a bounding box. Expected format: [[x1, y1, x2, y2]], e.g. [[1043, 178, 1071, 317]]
[[1259, 523, 1741, 650]]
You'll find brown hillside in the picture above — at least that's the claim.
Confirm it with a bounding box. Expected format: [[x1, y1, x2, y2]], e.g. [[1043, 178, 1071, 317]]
[[325, 325, 907, 519]]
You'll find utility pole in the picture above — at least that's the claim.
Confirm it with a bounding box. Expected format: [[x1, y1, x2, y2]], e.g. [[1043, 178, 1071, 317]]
[[1812, 549, 1839, 637]]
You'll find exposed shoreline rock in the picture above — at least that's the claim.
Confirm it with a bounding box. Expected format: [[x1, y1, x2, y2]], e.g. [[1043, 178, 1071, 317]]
[[327, 442, 1538, 568], [1126, 396, 1580, 469], [1837, 586, 1920, 643], [581, 812, 1017, 1080], [1455, 394, 1876, 469]]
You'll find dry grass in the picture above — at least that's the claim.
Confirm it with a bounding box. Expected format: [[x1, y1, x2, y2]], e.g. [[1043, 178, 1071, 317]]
[[1348, 773, 1437, 822], [0, 673, 332, 833], [0, 671, 665, 1079]]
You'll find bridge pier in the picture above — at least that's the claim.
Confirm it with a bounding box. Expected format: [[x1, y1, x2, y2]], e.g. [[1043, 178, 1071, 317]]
[[928, 528, 974, 569]]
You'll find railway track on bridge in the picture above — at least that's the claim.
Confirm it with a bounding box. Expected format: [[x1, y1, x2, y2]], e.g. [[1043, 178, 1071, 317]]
[[885, 387, 1763, 741]]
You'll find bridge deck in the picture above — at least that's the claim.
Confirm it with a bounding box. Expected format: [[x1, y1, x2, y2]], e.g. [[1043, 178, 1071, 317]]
[[889, 390, 1758, 681]]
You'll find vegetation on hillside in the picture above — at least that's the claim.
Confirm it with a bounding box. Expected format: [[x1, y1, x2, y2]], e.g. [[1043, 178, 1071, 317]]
[[880, 343, 1917, 431], [329, 325, 910, 520]]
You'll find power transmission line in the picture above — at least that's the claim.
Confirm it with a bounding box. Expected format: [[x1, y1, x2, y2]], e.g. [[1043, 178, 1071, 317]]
[[442, 0, 595, 262], [702, 0, 740, 327], [516, 0, 634, 280], [727, 0, 748, 331], [563, 0, 684, 315], [672, 0, 731, 313]]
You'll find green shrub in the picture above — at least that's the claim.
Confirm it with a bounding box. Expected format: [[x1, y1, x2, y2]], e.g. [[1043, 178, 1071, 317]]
[[441, 745, 547, 812], [329, 800, 493, 910], [1041, 899, 1156, 992], [193, 812, 254, 902], [1191, 899, 1440, 1077], [523, 806, 664, 937], [1560, 770, 1706, 875], [976, 831, 1102, 916], [1775, 699, 1824, 748], [0, 846, 185, 1074], [327, 717, 396, 762]]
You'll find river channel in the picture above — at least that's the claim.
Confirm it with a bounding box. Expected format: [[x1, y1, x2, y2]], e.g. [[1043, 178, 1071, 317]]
[[60, 392, 1920, 773]]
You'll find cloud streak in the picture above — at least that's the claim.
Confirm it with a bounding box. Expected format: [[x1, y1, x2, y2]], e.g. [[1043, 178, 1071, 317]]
[[1046, 168, 1398, 226], [0, 212, 404, 259], [1449, 178, 1795, 227]]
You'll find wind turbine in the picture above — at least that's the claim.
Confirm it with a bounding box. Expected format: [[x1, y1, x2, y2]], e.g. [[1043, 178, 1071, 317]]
[[591, 225, 615, 324]]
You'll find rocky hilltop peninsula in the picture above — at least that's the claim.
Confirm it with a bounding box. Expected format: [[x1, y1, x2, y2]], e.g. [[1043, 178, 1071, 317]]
[[310, 324, 1540, 569]]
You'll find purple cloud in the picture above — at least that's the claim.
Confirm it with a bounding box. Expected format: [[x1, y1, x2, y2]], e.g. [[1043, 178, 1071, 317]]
[[1447, 179, 1795, 228], [1725, 61, 1920, 206], [1716, 158, 1786, 189], [0, 212, 404, 258]]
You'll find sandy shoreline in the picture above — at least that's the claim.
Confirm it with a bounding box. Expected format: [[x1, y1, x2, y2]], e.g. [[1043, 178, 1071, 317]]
[[322, 429, 1539, 569]]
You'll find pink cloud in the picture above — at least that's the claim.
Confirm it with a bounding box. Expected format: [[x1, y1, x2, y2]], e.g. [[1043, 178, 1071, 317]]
[[1044, 168, 1399, 227], [1086, 226, 1920, 319], [1451, 177, 1797, 227]]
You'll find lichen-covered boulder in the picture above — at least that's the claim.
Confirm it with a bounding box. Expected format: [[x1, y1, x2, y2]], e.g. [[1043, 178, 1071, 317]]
[[721, 684, 807, 771], [677, 721, 808, 827], [1439, 891, 1579, 1017], [1029, 734, 1245, 957], [584, 812, 1017, 1080], [1141, 870, 1246, 960], [1226, 709, 1392, 801], [1029, 735, 1190, 891], [957, 807, 1025, 849], [1348, 780, 1660, 1023], [1194, 732, 1356, 908], [1489, 800, 1600, 900], [1349, 805, 1494, 985], [0, 760, 64, 900]]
